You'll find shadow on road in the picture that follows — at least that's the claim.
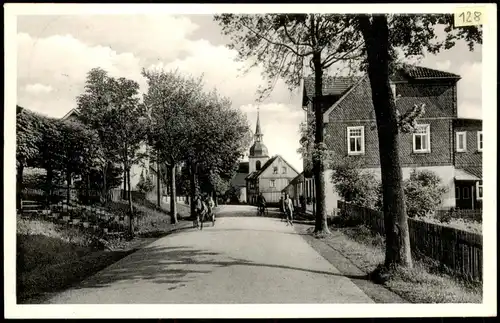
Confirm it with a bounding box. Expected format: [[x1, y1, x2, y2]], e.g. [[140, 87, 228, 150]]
[[73, 244, 370, 293]]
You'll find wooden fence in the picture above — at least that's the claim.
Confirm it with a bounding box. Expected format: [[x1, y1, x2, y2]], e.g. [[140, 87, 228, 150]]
[[435, 208, 482, 222], [338, 201, 483, 281]]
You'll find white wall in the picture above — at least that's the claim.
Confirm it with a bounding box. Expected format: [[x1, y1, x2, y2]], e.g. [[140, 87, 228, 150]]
[[364, 166, 456, 208], [249, 156, 270, 173]]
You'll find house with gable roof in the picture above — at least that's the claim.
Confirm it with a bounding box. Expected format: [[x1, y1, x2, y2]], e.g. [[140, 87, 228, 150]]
[[243, 110, 300, 205], [285, 65, 483, 215]]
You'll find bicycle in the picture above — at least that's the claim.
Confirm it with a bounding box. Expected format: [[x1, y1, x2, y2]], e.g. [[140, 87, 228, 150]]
[[256, 205, 268, 217]]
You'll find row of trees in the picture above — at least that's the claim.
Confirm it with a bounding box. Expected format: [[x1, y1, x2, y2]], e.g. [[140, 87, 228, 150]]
[[214, 13, 481, 272], [17, 67, 252, 235], [16, 106, 122, 209]]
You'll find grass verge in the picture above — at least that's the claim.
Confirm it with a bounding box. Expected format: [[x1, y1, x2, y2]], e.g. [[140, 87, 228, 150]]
[[314, 223, 482, 303], [16, 203, 192, 304]]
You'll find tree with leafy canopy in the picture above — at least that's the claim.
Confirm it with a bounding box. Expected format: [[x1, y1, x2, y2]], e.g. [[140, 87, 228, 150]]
[[215, 13, 481, 273], [106, 76, 148, 235], [16, 106, 44, 209], [355, 14, 481, 274], [214, 14, 364, 235], [142, 68, 206, 224], [182, 87, 252, 217], [77, 67, 124, 204], [59, 119, 101, 205]]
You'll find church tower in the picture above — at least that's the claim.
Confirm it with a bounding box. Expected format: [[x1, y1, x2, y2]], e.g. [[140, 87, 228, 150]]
[[248, 108, 270, 173]]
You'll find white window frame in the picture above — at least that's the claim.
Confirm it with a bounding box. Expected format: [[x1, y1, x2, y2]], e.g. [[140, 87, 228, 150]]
[[273, 167, 278, 174], [282, 167, 287, 174], [477, 131, 483, 152], [476, 181, 483, 200], [413, 124, 431, 153], [456, 131, 467, 152], [347, 126, 365, 155], [269, 180, 276, 188]]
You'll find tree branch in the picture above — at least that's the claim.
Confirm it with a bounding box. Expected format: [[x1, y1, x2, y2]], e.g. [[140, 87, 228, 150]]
[[283, 18, 311, 48], [240, 19, 314, 57], [321, 42, 364, 69]]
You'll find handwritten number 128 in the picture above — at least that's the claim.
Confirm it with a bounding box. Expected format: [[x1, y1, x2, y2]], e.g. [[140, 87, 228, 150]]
[[458, 11, 482, 24]]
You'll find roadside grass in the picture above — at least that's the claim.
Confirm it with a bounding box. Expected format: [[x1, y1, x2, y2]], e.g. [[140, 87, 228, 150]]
[[16, 201, 192, 303], [322, 223, 482, 303], [417, 215, 482, 234]]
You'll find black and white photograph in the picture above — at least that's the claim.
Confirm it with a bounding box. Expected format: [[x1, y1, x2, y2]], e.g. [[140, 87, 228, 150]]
[[4, 3, 496, 319]]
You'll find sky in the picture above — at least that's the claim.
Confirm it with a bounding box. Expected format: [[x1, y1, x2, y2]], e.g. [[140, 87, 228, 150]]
[[16, 14, 483, 173]]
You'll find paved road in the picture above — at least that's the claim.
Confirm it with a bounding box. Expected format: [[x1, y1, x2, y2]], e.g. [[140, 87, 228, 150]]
[[46, 205, 374, 304]]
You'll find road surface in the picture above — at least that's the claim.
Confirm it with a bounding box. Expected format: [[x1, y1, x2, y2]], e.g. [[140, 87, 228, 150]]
[[46, 205, 375, 304]]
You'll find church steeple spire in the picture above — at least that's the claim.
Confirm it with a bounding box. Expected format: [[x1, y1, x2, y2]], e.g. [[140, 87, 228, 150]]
[[255, 106, 263, 142], [249, 106, 269, 158]]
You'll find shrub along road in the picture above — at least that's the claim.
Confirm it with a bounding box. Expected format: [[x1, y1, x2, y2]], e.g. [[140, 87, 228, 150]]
[[44, 205, 379, 304]]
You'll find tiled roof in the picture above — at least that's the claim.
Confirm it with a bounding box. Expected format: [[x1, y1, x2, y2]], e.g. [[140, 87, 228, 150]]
[[231, 172, 248, 187], [453, 118, 483, 128], [456, 167, 482, 180], [253, 156, 279, 178], [323, 69, 461, 122], [245, 171, 259, 180], [304, 76, 361, 99], [245, 155, 300, 182], [401, 65, 461, 80], [238, 162, 249, 173]]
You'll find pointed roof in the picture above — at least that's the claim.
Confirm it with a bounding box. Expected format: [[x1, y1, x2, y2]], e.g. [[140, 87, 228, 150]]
[[321, 65, 462, 123], [245, 155, 300, 181], [255, 107, 263, 136]]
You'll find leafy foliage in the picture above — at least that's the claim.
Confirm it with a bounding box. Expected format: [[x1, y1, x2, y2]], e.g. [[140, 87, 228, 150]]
[[16, 106, 44, 168], [330, 158, 381, 209], [136, 169, 154, 194], [403, 169, 449, 218], [214, 14, 364, 100]]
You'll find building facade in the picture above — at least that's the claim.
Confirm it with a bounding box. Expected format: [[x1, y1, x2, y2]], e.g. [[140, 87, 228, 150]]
[[286, 65, 483, 215], [245, 110, 299, 205]]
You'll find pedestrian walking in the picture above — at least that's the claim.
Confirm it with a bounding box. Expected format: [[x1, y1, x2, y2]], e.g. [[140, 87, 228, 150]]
[[284, 193, 294, 226], [193, 194, 204, 229], [206, 194, 216, 225]]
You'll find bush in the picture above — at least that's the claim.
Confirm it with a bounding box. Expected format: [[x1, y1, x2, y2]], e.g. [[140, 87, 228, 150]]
[[404, 169, 448, 218], [136, 170, 154, 194], [330, 158, 381, 209]]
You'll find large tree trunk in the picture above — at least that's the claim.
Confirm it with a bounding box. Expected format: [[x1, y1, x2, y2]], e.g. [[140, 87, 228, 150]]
[[156, 159, 161, 208], [359, 15, 412, 268], [123, 169, 127, 200], [312, 49, 330, 234], [101, 163, 108, 204], [17, 163, 24, 211], [170, 164, 178, 224], [127, 168, 134, 236]]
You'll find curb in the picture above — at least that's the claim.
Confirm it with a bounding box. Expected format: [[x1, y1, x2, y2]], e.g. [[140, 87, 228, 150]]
[[293, 223, 408, 304]]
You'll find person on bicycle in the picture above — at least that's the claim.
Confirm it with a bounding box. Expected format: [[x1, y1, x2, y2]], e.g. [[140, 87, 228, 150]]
[[257, 193, 266, 216]]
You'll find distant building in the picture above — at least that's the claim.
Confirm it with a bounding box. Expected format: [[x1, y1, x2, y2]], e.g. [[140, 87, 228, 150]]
[[228, 161, 249, 203], [244, 110, 299, 205]]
